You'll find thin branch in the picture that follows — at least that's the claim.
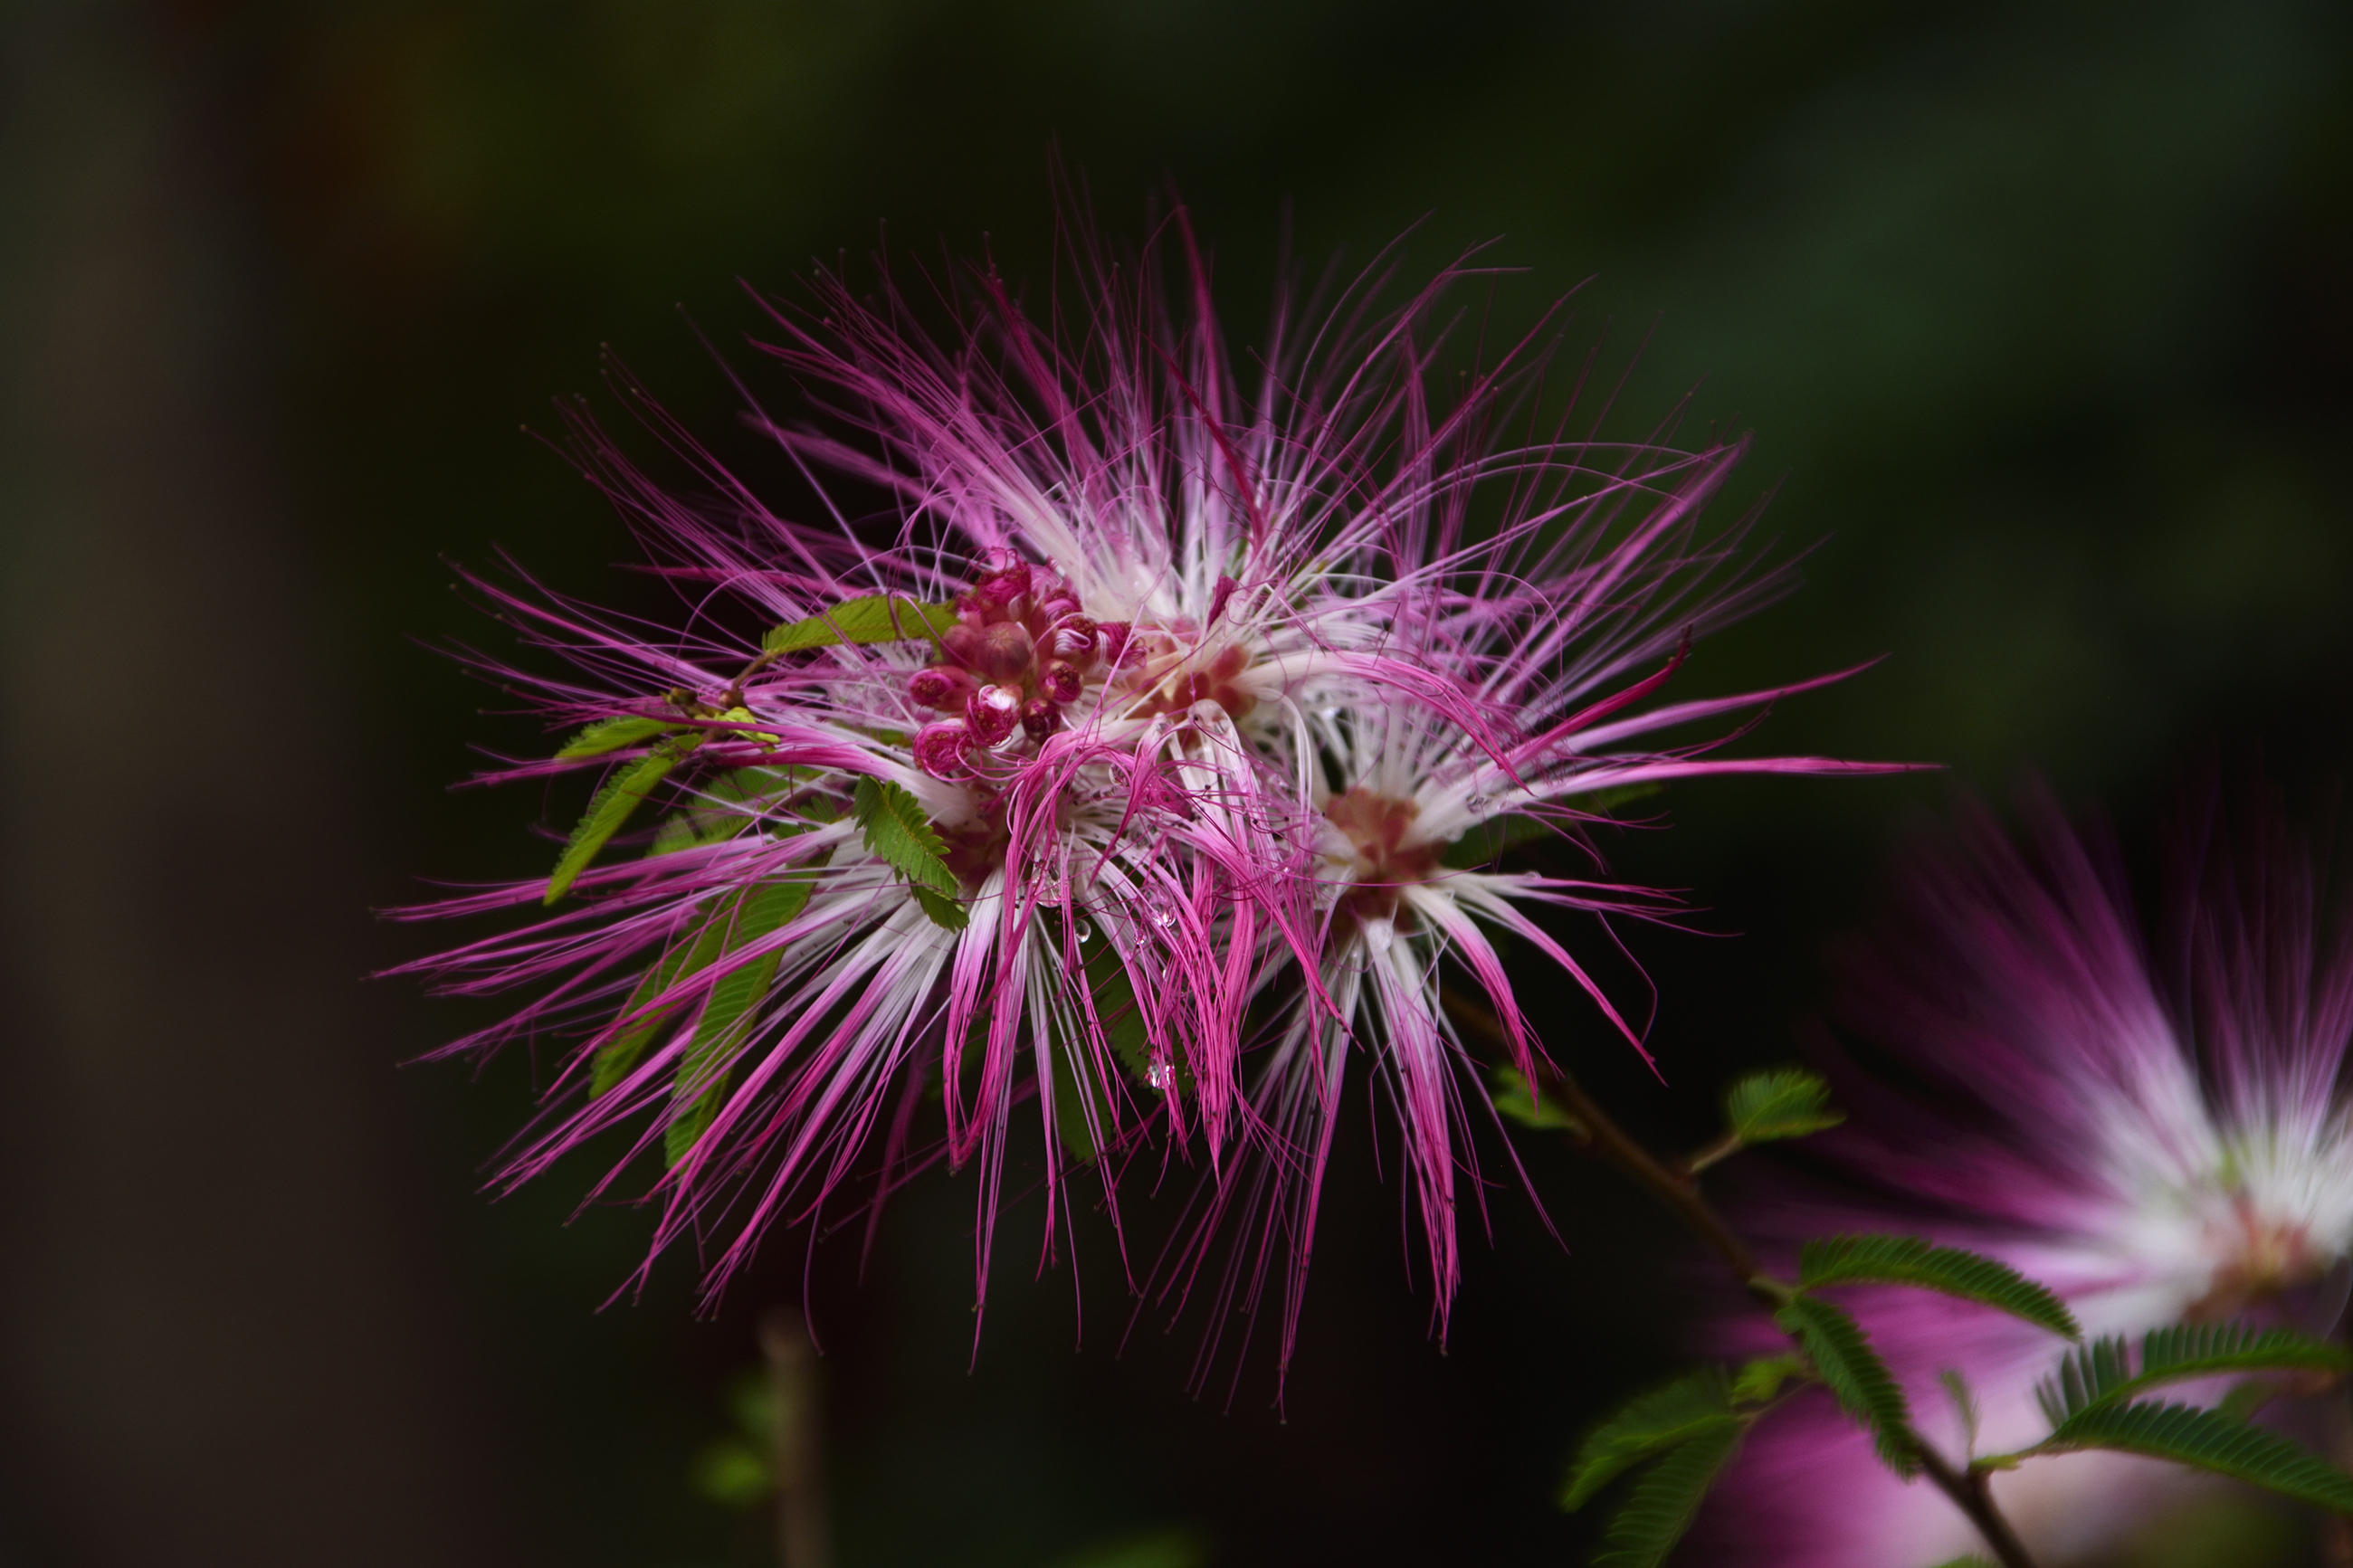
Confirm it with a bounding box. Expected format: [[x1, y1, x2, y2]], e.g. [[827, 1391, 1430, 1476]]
[[1452, 999, 2042, 1568]]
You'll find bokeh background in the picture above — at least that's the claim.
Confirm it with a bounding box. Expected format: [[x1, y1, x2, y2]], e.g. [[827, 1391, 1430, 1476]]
[[3, 2, 2348, 1564]]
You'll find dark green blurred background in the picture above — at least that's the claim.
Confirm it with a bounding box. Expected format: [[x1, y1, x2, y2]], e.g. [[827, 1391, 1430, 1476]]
[[2, 3, 2347, 1563]]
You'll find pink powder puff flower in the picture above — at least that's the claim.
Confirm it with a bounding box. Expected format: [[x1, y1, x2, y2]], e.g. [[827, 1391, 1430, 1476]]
[[400, 203, 1905, 1345], [1709, 793, 2353, 1565], [395, 211, 1633, 1310], [1154, 421, 1914, 1383]]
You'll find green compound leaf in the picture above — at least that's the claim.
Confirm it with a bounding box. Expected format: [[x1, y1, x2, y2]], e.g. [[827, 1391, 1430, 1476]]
[[1776, 1295, 1916, 1477], [1799, 1235, 2079, 1341], [666, 870, 823, 1167], [1562, 1366, 1734, 1511], [1491, 1065, 1586, 1134], [548, 734, 700, 904], [1723, 1068, 1844, 1145], [1729, 1354, 1805, 1408], [852, 776, 962, 929], [2046, 1400, 2353, 1514], [2035, 1322, 2353, 1426], [557, 714, 681, 758], [762, 594, 957, 655], [1592, 1420, 1741, 1568]]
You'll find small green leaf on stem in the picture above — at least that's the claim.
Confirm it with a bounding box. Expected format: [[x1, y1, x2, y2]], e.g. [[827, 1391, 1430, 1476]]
[[1723, 1068, 1844, 1145], [1561, 1367, 1735, 1511], [763, 594, 957, 655], [1729, 1354, 1805, 1407], [1776, 1296, 1917, 1476], [1800, 1235, 2079, 1340], [547, 734, 700, 904], [1940, 1369, 1981, 1459]]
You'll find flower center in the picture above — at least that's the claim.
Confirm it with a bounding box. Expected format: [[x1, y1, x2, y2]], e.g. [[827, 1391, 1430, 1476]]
[[909, 560, 1131, 778], [1326, 787, 1443, 930], [2188, 1196, 2326, 1319], [1116, 627, 1259, 722]]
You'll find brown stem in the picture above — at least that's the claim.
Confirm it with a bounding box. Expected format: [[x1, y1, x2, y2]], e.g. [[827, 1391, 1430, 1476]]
[[1916, 1445, 2037, 1568], [1541, 1072, 1781, 1307], [760, 1307, 833, 1568]]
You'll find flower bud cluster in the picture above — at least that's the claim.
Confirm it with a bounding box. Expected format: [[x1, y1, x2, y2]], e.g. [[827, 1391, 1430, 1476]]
[[909, 560, 1130, 779]]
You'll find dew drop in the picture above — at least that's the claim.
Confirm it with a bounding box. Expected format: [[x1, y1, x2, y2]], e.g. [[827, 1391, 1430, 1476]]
[[1147, 1060, 1172, 1090], [1466, 793, 1491, 815], [1072, 917, 1094, 944]]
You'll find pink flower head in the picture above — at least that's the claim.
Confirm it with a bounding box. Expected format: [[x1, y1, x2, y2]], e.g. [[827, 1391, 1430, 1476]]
[[1710, 790, 2353, 1564], [1145, 370, 1916, 1384], [398, 204, 1901, 1353]]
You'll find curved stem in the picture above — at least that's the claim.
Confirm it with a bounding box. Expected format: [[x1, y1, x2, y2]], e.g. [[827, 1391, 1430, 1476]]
[[1917, 1447, 2036, 1568], [1462, 1003, 2043, 1568]]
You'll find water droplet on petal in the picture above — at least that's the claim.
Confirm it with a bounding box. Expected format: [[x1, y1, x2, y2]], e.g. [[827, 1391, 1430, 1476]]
[[1072, 917, 1094, 944], [1147, 1060, 1172, 1090], [1466, 793, 1490, 815]]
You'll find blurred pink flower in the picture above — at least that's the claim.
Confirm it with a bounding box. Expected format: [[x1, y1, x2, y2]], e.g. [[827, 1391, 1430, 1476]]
[[1713, 794, 2353, 1564]]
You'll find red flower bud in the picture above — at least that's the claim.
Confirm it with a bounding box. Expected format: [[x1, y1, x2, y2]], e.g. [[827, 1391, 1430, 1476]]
[[912, 722, 972, 779], [908, 664, 976, 711], [972, 622, 1034, 682], [1046, 618, 1097, 661], [1021, 698, 1063, 740], [966, 683, 1021, 746]]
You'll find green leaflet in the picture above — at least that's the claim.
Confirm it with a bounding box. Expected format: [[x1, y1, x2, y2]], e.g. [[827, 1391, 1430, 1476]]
[[911, 886, 970, 931], [1799, 1235, 2079, 1341], [665, 869, 824, 1167], [1722, 1068, 1843, 1145], [851, 776, 964, 929], [651, 766, 811, 856], [1729, 1354, 1805, 1407], [1561, 1367, 1734, 1511], [1941, 1369, 1981, 1459], [1776, 1295, 1916, 1476], [2035, 1322, 2353, 1426], [547, 734, 701, 904], [557, 714, 681, 758], [1491, 1065, 1585, 1133], [2045, 1400, 2353, 1515], [1592, 1420, 1741, 1568], [590, 898, 734, 1097], [762, 594, 957, 655]]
